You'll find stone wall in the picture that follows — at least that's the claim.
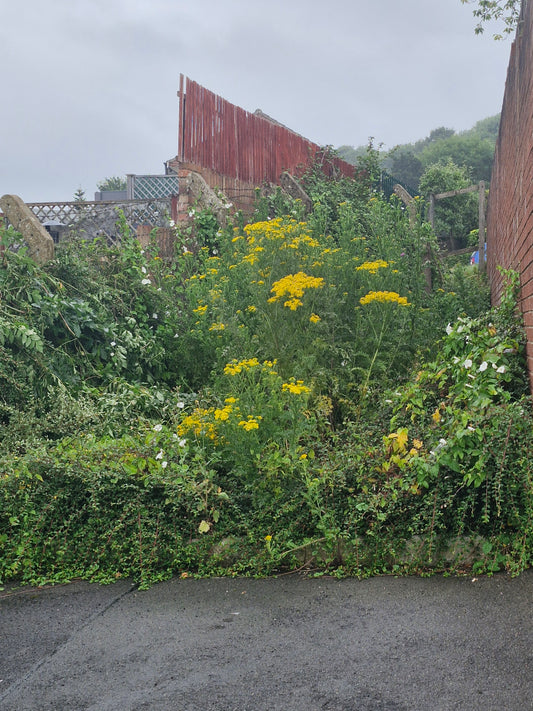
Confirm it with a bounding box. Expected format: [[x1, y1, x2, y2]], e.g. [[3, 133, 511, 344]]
[[486, 0, 533, 389]]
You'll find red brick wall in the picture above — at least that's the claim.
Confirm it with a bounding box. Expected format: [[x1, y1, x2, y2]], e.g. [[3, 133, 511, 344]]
[[486, 0, 533, 389]]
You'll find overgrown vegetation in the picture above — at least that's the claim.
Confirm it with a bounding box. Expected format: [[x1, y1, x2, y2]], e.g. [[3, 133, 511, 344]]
[[1, 162, 531, 589]]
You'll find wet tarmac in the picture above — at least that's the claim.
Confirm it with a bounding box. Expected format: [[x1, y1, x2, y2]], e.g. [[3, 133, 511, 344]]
[[1, 571, 532, 710]]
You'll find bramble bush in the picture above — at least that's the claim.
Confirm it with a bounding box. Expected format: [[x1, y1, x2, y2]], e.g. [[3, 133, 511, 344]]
[[1, 170, 531, 588]]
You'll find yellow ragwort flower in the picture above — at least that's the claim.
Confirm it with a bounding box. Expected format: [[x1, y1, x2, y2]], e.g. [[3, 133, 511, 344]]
[[359, 291, 410, 306], [282, 380, 311, 395], [356, 259, 389, 274]]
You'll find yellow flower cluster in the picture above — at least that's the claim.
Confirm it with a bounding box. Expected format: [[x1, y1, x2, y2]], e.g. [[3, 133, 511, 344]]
[[178, 408, 218, 441], [309, 313, 321, 324], [238, 415, 262, 431], [223, 358, 277, 376], [282, 379, 311, 395], [214, 403, 235, 421], [268, 272, 325, 310], [359, 291, 410, 306], [356, 259, 389, 274]]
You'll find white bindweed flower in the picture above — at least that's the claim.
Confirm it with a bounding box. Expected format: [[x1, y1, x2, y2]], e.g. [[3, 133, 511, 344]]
[[463, 359, 473, 368], [153, 424, 163, 432], [496, 365, 506, 373], [174, 333, 179, 338], [478, 361, 488, 372], [177, 401, 185, 409], [152, 313, 158, 319], [141, 278, 151, 286], [111, 341, 116, 347], [178, 439, 187, 447], [161, 461, 168, 469], [446, 323, 453, 335], [155, 450, 164, 460], [141, 266, 147, 274]]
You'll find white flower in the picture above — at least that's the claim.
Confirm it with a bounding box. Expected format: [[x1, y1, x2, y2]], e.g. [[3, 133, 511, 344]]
[[161, 461, 168, 469], [478, 361, 488, 372], [496, 365, 506, 373], [174, 333, 179, 338], [463, 359, 473, 368], [110, 351, 115, 356], [140, 250, 145, 255], [188, 209, 195, 217], [141, 278, 151, 286], [169, 220, 176, 228], [446, 323, 453, 335], [178, 439, 187, 447], [152, 313, 158, 319], [111, 341, 116, 347], [153, 424, 163, 432], [141, 266, 147, 274], [467, 426, 476, 432], [155, 450, 164, 460], [104, 327, 109, 333], [453, 356, 460, 364], [177, 401, 185, 409]]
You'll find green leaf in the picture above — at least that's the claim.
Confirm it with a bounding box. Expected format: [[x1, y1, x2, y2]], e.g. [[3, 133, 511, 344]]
[[198, 520, 211, 534]]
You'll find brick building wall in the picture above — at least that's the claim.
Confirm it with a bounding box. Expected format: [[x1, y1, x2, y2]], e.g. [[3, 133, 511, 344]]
[[486, 0, 533, 389]]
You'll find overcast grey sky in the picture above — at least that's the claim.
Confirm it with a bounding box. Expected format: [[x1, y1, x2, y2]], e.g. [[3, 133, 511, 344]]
[[1, 0, 513, 203]]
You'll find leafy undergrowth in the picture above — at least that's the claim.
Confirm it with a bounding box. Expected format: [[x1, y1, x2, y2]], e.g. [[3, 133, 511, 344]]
[[1, 165, 532, 588]]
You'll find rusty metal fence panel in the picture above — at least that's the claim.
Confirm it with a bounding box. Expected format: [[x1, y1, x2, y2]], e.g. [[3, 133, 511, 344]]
[[178, 75, 355, 185]]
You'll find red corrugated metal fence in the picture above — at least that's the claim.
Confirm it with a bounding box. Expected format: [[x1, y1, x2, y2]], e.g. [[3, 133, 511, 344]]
[[177, 75, 355, 185]]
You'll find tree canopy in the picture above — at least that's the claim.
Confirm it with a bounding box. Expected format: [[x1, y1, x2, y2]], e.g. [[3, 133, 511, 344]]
[[460, 0, 521, 38], [97, 176, 127, 192]]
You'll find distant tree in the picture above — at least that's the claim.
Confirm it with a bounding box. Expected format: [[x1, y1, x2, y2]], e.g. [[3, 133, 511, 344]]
[[469, 114, 500, 141], [426, 127, 456, 144], [73, 187, 86, 203], [336, 145, 367, 166], [97, 176, 127, 192], [419, 160, 478, 248], [420, 134, 495, 183], [386, 149, 424, 191], [460, 0, 520, 38]]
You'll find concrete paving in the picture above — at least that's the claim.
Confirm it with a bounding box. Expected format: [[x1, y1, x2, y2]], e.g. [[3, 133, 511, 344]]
[[1, 571, 532, 710]]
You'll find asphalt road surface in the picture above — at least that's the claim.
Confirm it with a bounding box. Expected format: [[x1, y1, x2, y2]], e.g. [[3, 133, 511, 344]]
[[1, 571, 532, 710]]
